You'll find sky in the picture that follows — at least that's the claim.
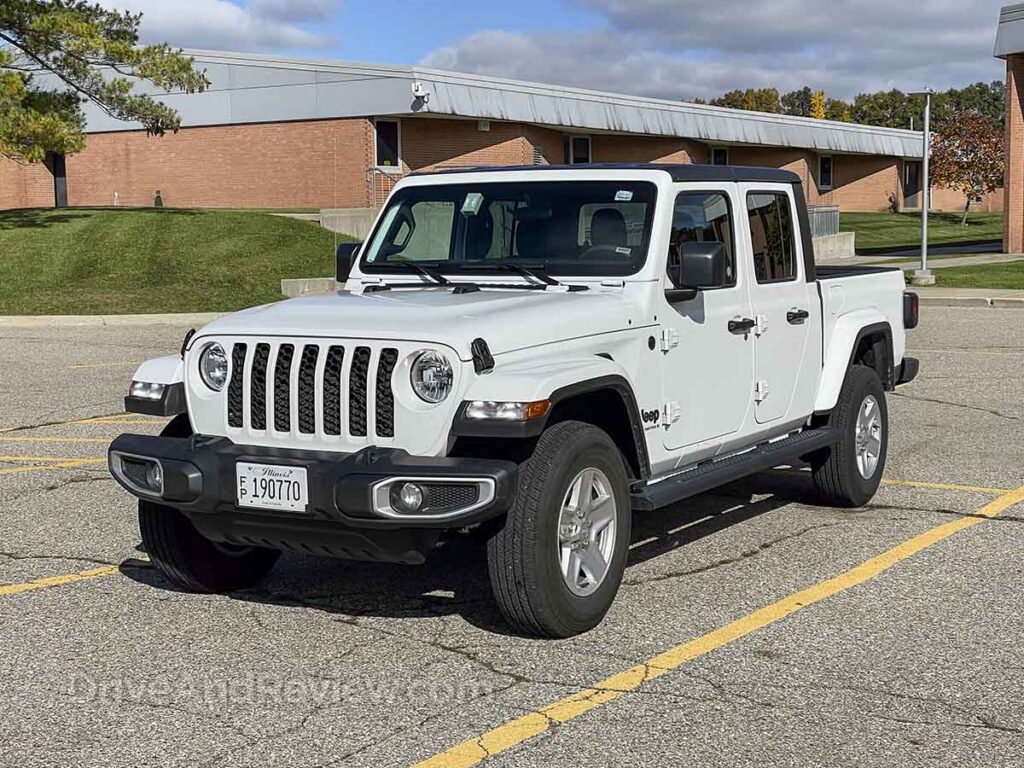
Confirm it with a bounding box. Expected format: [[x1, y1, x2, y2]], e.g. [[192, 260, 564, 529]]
[[110, 0, 1009, 101]]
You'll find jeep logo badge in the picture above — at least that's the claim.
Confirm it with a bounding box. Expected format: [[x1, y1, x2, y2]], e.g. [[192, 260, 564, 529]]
[[641, 408, 660, 427]]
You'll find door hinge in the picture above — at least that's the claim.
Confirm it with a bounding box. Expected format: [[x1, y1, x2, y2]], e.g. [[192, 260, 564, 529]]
[[754, 380, 770, 404], [755, 314, 769, 336], [660, 327, 680, 352], [662, 401, 681, 426]]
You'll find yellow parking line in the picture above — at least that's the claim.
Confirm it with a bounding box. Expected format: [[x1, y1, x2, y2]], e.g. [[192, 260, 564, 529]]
[[0, 458, 106, 475], [882, 479, 1010, 495], [414, 484, 1024, 768], [0, 566, 120, 597], [68, 360, 141, 370], [0, 436, 112, 444]]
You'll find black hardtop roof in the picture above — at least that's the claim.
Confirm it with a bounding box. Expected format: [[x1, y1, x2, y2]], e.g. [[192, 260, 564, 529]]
[[409, 163, 801, 184]]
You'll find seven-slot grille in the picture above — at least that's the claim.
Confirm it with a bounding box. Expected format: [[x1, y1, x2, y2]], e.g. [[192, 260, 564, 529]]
[[226, 341, 399, 440]]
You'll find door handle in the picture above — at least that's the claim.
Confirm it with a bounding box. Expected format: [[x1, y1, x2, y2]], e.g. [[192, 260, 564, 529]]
[[728, 317, 756, 335], [787, 308, 810, 325]]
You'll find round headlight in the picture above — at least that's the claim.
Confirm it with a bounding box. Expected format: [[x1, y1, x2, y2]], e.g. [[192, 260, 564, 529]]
[[410, 351, 453, 404], [198, 342, 229, 391]]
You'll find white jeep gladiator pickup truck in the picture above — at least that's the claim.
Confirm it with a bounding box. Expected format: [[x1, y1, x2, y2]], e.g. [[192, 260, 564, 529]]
[[109, 164, 919, 637]]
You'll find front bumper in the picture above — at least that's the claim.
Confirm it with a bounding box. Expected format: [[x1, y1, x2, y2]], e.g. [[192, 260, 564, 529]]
[[108, 434, 517, 564]]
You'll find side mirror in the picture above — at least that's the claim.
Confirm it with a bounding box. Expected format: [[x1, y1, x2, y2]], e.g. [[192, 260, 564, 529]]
[[336, 242, 361, 283], [666, 241, 728, 302]]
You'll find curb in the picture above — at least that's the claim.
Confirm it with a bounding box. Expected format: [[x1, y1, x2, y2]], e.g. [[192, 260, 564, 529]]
[[0, 312, 227, 328], [919, 296, 1024, 309]]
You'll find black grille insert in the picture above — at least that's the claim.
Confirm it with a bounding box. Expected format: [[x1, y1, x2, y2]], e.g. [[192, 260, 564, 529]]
[[323, 345, 345, 436], [274, 344, 295, 432], [251, 343, 270, 430], [297, 345, 319, 434], [423, 483, 480, 513], [228, 343, 247, 428], [375, 348, 398, 438], [349, 346, 371, 437]]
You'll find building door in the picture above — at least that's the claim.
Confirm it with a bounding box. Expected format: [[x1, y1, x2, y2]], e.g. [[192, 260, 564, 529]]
[[51, 153, 68, 208], [903, 160, 921, 209]]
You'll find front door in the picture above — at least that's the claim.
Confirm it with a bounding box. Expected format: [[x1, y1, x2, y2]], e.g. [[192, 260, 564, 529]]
[[661, 187, 754, 455], [741, 186, 817, 425]]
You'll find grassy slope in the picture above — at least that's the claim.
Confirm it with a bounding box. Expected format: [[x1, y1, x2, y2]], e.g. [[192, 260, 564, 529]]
[[840, 211, 1003, 251], [0, 208, 341, 315], [932, 260, 1024, 289]]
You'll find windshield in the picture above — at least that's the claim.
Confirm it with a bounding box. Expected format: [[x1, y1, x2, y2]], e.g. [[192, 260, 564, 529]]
[[360, 181, 658, 277]]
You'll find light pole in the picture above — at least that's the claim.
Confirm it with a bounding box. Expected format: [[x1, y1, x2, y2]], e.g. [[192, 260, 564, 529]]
[[910, 88, 935, 286]]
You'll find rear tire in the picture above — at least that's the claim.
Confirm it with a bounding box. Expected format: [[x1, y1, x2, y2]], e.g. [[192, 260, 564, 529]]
[[810, 365, 888, 507], [487, 421, 631, 638], [140, 501, 280, 592]]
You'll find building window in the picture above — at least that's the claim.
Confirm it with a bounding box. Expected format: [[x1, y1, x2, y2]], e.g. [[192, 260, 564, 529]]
[[374, 119, 401, 170], [711, 147, 729, 166], [746, 192, 798, 284], [565, 135, 591, 164], [818, 155, 834, 190]]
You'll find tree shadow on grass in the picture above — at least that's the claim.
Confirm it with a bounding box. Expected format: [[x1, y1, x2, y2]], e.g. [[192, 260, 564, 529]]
[[0, 206, 200, 230], [120, 467, 826, 638]]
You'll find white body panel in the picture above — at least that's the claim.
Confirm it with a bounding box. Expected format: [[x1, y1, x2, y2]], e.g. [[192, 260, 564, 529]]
[[128, 167, 909, 486]]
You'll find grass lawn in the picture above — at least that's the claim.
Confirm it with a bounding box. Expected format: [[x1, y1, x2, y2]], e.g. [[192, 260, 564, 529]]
[[841, 211, 1003, 252], [0, 208, 344, 315], [930, 260, 1024, 290]]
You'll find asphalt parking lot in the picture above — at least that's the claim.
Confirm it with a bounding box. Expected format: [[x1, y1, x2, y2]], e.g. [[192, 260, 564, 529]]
[[1, 307, 1022, 767]]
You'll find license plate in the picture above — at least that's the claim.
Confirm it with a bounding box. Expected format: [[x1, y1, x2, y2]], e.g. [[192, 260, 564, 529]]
[[236, 462, 309, 513]]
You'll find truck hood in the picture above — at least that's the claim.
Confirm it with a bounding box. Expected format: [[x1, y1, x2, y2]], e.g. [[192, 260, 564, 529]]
[[195, 287, 637, 359]]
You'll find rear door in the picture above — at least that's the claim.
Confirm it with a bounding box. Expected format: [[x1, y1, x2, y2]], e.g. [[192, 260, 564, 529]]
[[740, 185, 819, 426]]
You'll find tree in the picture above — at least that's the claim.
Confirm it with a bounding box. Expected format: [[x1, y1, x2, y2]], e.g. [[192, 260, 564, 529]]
[[810, 90, 826, 119], [0, 0, 208, 163], [781, 87, 812, 117], [824, 98, 852, 122], [930, 108, 1004, 226], [711, 88, 780, 113]]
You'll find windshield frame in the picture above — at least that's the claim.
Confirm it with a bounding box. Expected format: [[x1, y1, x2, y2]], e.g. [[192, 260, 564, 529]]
[[357, 179, 660, 278]]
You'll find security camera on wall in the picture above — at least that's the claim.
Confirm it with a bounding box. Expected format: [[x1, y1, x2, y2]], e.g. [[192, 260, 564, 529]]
[[411, 81, 430, 103]]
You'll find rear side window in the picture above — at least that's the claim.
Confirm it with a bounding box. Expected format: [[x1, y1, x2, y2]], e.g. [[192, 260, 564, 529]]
[[671, 192, 736, 286], [746, 192, 797, 283]]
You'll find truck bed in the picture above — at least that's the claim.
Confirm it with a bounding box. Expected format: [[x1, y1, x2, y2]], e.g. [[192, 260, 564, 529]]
[[816, 264, 904, 280]]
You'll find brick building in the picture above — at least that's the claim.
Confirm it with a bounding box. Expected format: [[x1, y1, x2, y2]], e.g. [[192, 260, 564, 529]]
[[0, 50, 994, 218], [997, 4, 1024, 252]]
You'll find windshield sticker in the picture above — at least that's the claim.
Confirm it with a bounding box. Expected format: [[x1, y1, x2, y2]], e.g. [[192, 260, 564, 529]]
[[461, 192, 484, 216], [614, 190, 633, 202], [615, 246, 632, 255]]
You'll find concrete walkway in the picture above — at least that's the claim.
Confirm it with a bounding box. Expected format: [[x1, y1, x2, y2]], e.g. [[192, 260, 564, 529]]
[[913, 285, 1024, 309], [820, 252, 1024, 270]]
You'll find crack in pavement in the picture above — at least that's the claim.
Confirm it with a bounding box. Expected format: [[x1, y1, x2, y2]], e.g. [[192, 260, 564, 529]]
[[864, 502, 1024, 524], [891, 391, 1021, 422], [623, 522, 839, 586], [0, 550, 124, 568]]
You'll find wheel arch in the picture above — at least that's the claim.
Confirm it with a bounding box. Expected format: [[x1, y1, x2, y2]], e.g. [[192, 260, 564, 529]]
[[815, 319, 893, 413]]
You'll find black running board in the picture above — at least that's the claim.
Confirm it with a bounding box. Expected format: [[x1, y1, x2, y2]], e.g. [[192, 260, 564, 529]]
[[630, 427, 837, 512]]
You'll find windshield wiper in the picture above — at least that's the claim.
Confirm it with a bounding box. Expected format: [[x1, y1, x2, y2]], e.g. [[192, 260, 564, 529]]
[[454, 263, 588, 291], [372, 261, 449, 285]]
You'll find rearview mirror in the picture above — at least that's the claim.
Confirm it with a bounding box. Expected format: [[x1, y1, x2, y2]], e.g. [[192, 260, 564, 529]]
[[666, 241, 728, 302], [336, 242, 362, 283]]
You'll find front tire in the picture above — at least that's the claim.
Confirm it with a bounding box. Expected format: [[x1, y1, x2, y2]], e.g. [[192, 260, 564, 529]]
[[487, 421, 631, 638], [810, 365, 888, 507], [140, 501, 280, 592]]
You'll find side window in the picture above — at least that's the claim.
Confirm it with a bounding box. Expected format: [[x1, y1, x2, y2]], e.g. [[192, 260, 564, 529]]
[[670, 192, 736, 286], [380, 201, 454, 260], [746, 192, 797, 283]]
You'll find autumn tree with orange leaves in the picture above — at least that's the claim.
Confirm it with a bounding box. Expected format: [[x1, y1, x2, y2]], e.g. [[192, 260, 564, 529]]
[[930, 108, 1004, 225]]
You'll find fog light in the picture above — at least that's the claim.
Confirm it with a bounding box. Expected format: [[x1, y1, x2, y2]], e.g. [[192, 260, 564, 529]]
[[146, 461, 163, 492], [390, 482, 424, 513]]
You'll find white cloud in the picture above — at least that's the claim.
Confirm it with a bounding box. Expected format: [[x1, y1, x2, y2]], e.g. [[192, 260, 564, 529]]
[[423, 0, 1007, 101], [109, 0, 339, 51]]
